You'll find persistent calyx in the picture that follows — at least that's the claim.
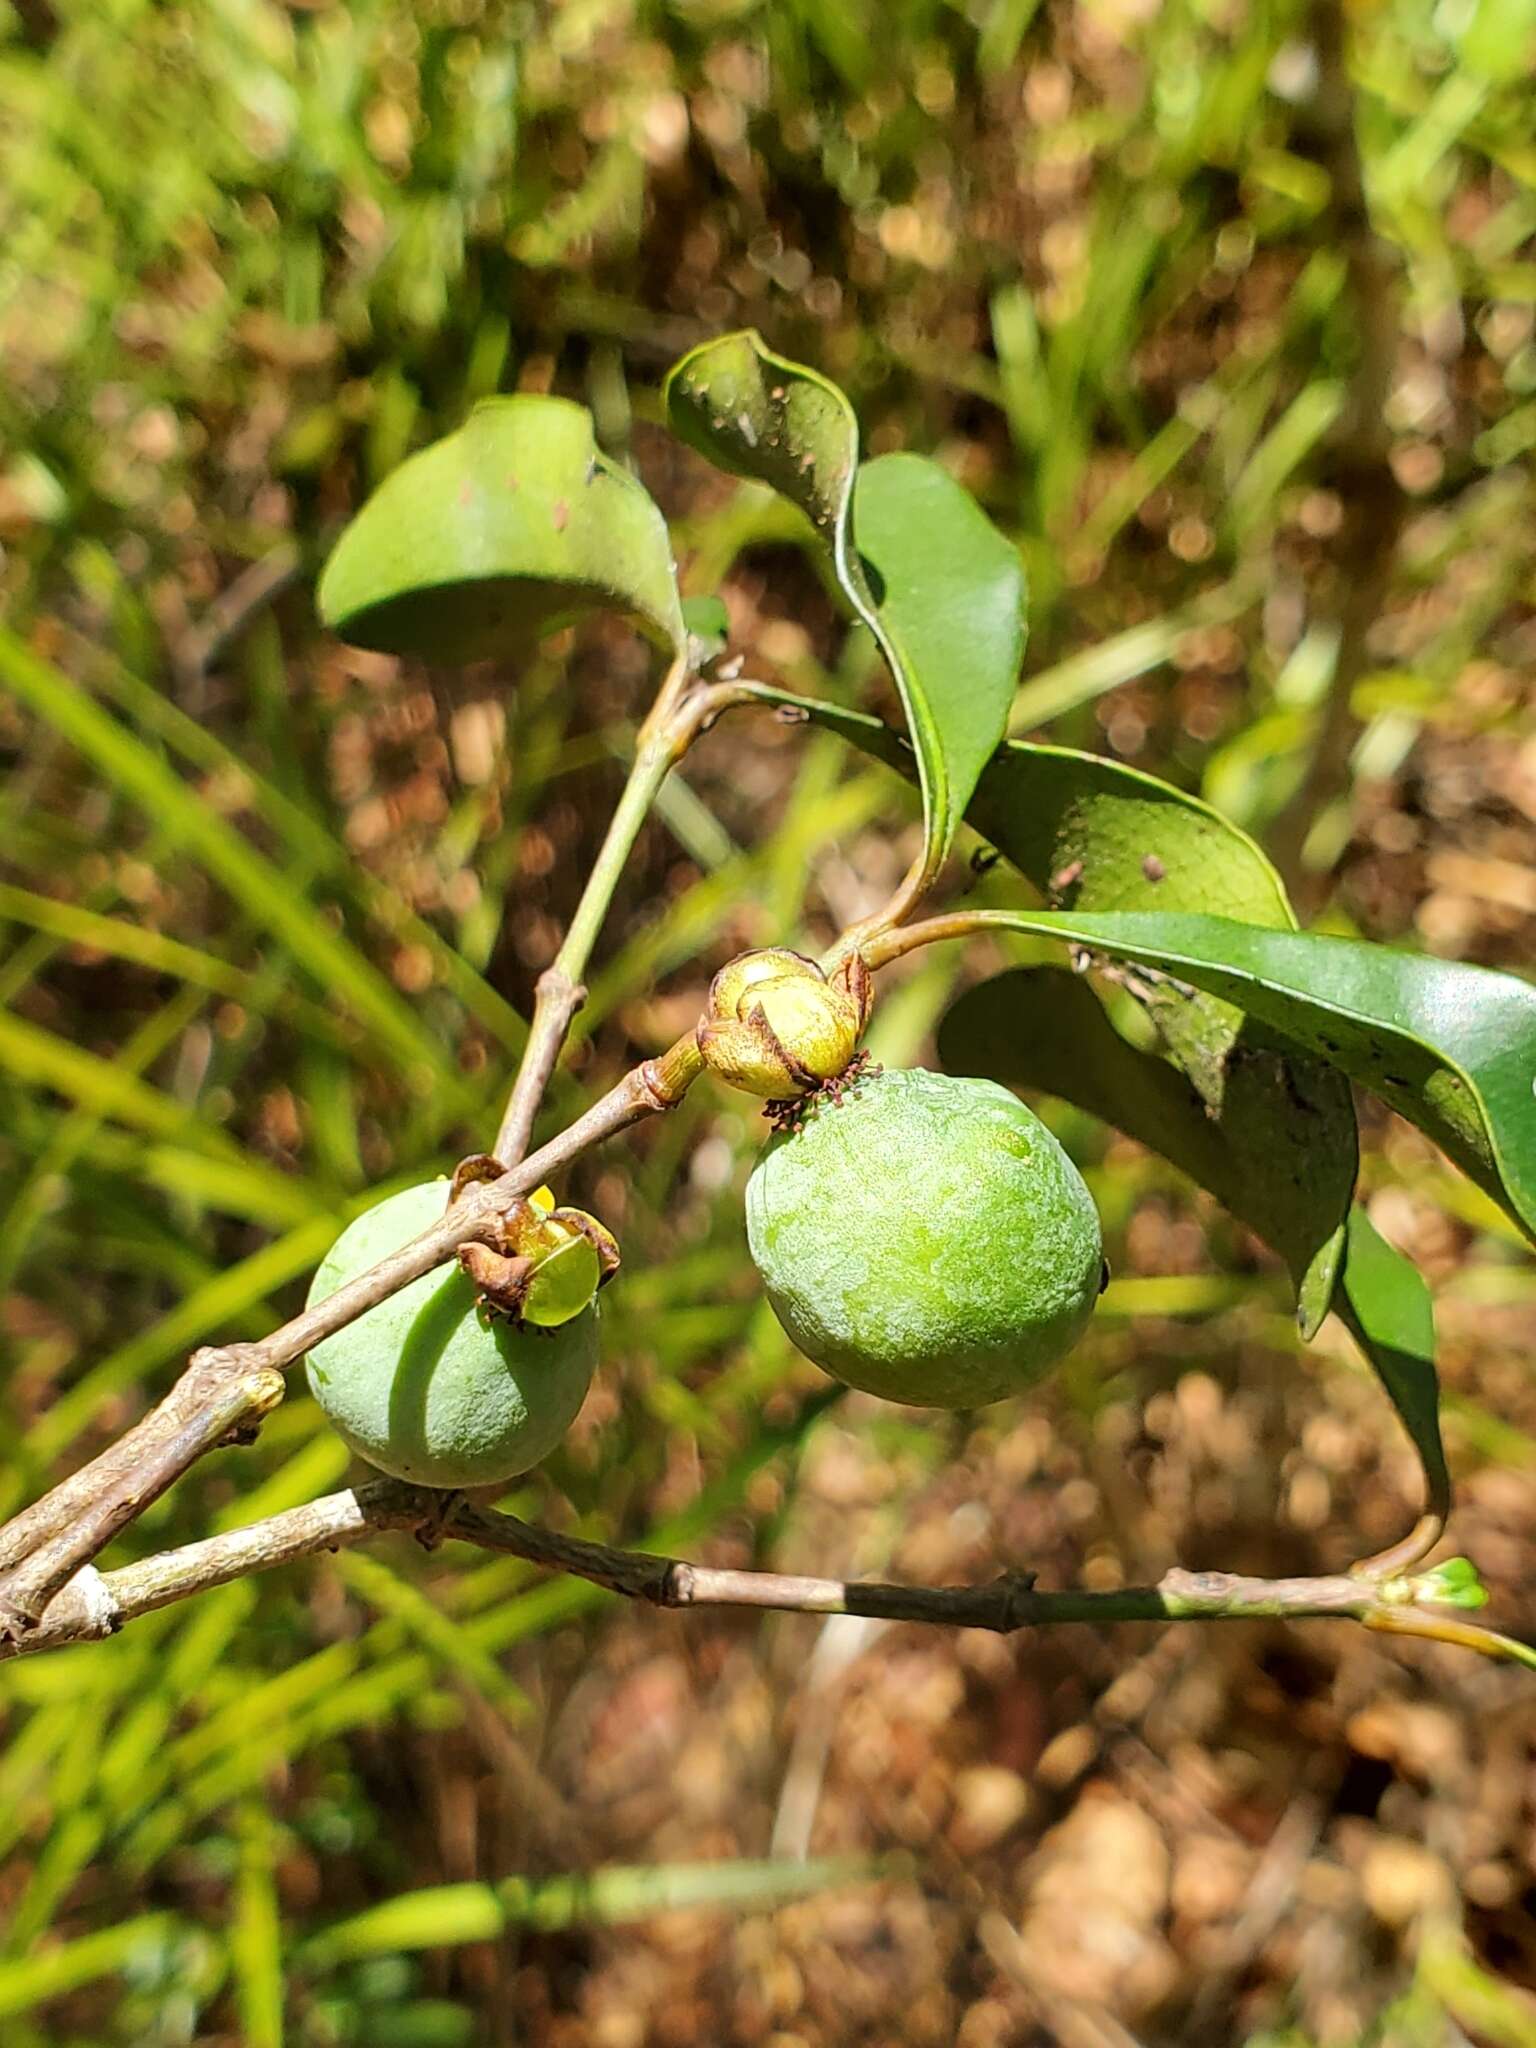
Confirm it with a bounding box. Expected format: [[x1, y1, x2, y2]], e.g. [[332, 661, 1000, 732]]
[[695, 947, 872, 1100], [451, 1161, 620, 1328]]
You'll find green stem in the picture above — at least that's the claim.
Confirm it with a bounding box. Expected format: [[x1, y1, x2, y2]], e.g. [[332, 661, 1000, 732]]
[[427, 1520, 1536, 1670], [858, 908, 1016, 972], [494, 653, 701, 1166]]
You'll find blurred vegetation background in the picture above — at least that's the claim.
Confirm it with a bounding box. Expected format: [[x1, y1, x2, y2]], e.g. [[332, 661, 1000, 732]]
[[4, 0, 1536, 2042]]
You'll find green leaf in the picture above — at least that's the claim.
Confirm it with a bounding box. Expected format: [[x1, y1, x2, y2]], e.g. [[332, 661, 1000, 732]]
[[664, 331, 1025, 886], [956, 908, 1536, 1248], [319, 395, 685, 662], [1413, 1555, 1488, 1609], [665, 330, 858, 550], [853, 454, 1027, 883], [680, 592, 730, 658], [964, 743, 1302, 1102], [520, 1231, 600, 1328], [1335, 1209, 1449, 1519]]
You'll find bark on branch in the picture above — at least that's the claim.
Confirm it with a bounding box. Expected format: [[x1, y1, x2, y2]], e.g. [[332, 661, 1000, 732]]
[[7, 1478, 1531, 1675], [0, 1049, 696, 1640]]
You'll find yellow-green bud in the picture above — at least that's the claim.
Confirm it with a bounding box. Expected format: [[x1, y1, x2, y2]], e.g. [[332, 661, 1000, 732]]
[[696, 947, 870, 1099]]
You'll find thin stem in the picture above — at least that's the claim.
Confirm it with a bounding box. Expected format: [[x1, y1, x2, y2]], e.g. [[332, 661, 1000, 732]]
[[858, 908, 1013, 970], [8, 1484, 1531, 1674], [824, 846, 932, 970], [494, 967, 591, 1169], [494, 651, 713, 1167], [1352, 1509, 1447, 1582]]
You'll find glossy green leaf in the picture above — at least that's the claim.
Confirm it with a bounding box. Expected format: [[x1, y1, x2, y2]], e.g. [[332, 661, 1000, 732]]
[[665, 331, 1024, 886], [855, 453, 1026, 880], [1335, 1208, 1449, 1519], [319, 395, 685, 662], [964, 743, 1303, 1101], [943, 908, 1536, 1248], [665, 330, 858, 547]]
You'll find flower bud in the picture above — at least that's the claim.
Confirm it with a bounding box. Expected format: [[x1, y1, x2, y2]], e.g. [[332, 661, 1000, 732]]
[[696, 947, 869, 1099]]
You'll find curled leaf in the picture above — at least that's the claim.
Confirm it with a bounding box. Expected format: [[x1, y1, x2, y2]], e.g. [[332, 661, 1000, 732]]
[[665, 332, 1023, 890], [320, 395, 685, 662]]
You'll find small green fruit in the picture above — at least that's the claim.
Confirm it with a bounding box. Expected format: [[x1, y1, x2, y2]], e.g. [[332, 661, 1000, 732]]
[[746, 1067, 1102, 1408], [305, 1181, 597, 1488]]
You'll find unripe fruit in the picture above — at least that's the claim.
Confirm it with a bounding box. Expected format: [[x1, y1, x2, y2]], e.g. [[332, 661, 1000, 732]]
[[746, 1067, 1102, 1408], [305, 1181, 597, 1488]]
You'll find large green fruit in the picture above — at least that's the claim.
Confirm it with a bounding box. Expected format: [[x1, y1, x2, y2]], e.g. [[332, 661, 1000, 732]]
[[305, 1181, 598, 1488], [745, 1067, 1102, 1408]]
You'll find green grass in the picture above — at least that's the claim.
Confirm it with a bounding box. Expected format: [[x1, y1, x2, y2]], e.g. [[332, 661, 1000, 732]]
[[3, 0, 1535, 2040]]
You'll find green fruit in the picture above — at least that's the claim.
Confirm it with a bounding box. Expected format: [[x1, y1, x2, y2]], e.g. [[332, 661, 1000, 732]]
[[305, 1181, 597, 1488], [745, 1067, 1102, 1408]]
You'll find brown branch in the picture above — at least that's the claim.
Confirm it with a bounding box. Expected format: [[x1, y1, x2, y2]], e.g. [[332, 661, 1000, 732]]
[[0, 1353, 285, 1634], [0, 1479, 434, 1659], [9, 1481, 1531, 1675], [493, 965, 588, 1166]]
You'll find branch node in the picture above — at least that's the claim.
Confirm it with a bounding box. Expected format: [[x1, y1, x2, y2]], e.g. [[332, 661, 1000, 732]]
[[991, 1567, 1039, 1631], [660, 1560, 695, 1608], [535, 967, 586, 1014], [412, 1490, 463, 1552]]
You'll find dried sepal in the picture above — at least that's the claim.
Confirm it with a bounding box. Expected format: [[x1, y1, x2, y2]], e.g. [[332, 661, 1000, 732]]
[[455, 1183, 621, 1330]]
